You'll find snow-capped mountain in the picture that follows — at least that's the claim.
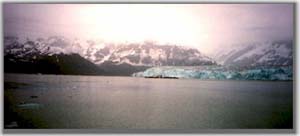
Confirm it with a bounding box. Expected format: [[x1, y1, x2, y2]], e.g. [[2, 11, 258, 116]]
[[85, 41, 216, 66], [4, 36, 84, 61], [4, 36, 216, 66], [213, 40, 293, 67], [4, 36, 294, 77], [4, 37, 105, 75], [5, 36, 292, 69]]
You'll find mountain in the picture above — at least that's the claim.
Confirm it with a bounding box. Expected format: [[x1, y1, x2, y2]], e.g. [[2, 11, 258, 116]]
[[4, 36, 294, 76], [212, 40, 293, 67], [5, 36, 216, 66], [4, 36, 216, 75], [84, 41, 216, 66], [4, 36, 84, 56], [4, 36, 105, 75]]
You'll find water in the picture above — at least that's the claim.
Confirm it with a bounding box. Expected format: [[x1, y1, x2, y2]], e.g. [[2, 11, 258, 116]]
[[4, 74, 293, 129]]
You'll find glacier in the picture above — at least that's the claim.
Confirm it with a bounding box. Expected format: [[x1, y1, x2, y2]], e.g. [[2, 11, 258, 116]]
[[132, 66, 293, 80]]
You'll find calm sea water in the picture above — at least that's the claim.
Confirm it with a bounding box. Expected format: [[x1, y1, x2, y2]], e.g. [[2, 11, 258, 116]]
[[4, 74, 293, 129]]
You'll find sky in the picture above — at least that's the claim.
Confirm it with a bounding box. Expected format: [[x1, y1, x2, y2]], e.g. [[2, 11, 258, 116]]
[[3, 4, 294, 54]]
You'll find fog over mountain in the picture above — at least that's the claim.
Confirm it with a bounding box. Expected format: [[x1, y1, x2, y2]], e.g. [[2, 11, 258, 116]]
[[3, 4, 294, 54]]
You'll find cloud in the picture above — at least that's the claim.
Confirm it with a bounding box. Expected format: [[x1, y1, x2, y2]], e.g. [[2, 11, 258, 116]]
[[3, 4, 294, 54]]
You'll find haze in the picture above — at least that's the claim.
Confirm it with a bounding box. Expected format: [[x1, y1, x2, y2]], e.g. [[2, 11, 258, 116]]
[[3, 4, 293, 54]]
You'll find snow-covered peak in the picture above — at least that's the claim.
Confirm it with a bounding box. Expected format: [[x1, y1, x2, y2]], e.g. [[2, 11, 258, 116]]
[[83, 42, 216, 66]]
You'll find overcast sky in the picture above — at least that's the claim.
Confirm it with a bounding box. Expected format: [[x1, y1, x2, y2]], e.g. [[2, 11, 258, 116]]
[[3, 4, 294, 54]]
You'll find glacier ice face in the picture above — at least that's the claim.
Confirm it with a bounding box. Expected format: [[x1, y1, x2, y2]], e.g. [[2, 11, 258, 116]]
[[132, 66, 293, 81]]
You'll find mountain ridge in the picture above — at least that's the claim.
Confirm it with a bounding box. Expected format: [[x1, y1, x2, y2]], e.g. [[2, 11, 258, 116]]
[[4, 36, 217, 67]]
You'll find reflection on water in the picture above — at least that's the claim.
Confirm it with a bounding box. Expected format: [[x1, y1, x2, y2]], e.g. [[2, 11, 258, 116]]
[[4, 74, 293, 129]]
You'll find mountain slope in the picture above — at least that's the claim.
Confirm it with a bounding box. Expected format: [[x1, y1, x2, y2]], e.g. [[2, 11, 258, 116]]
[[5, 53, 105, 75], [213, 40, 293, 67]]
